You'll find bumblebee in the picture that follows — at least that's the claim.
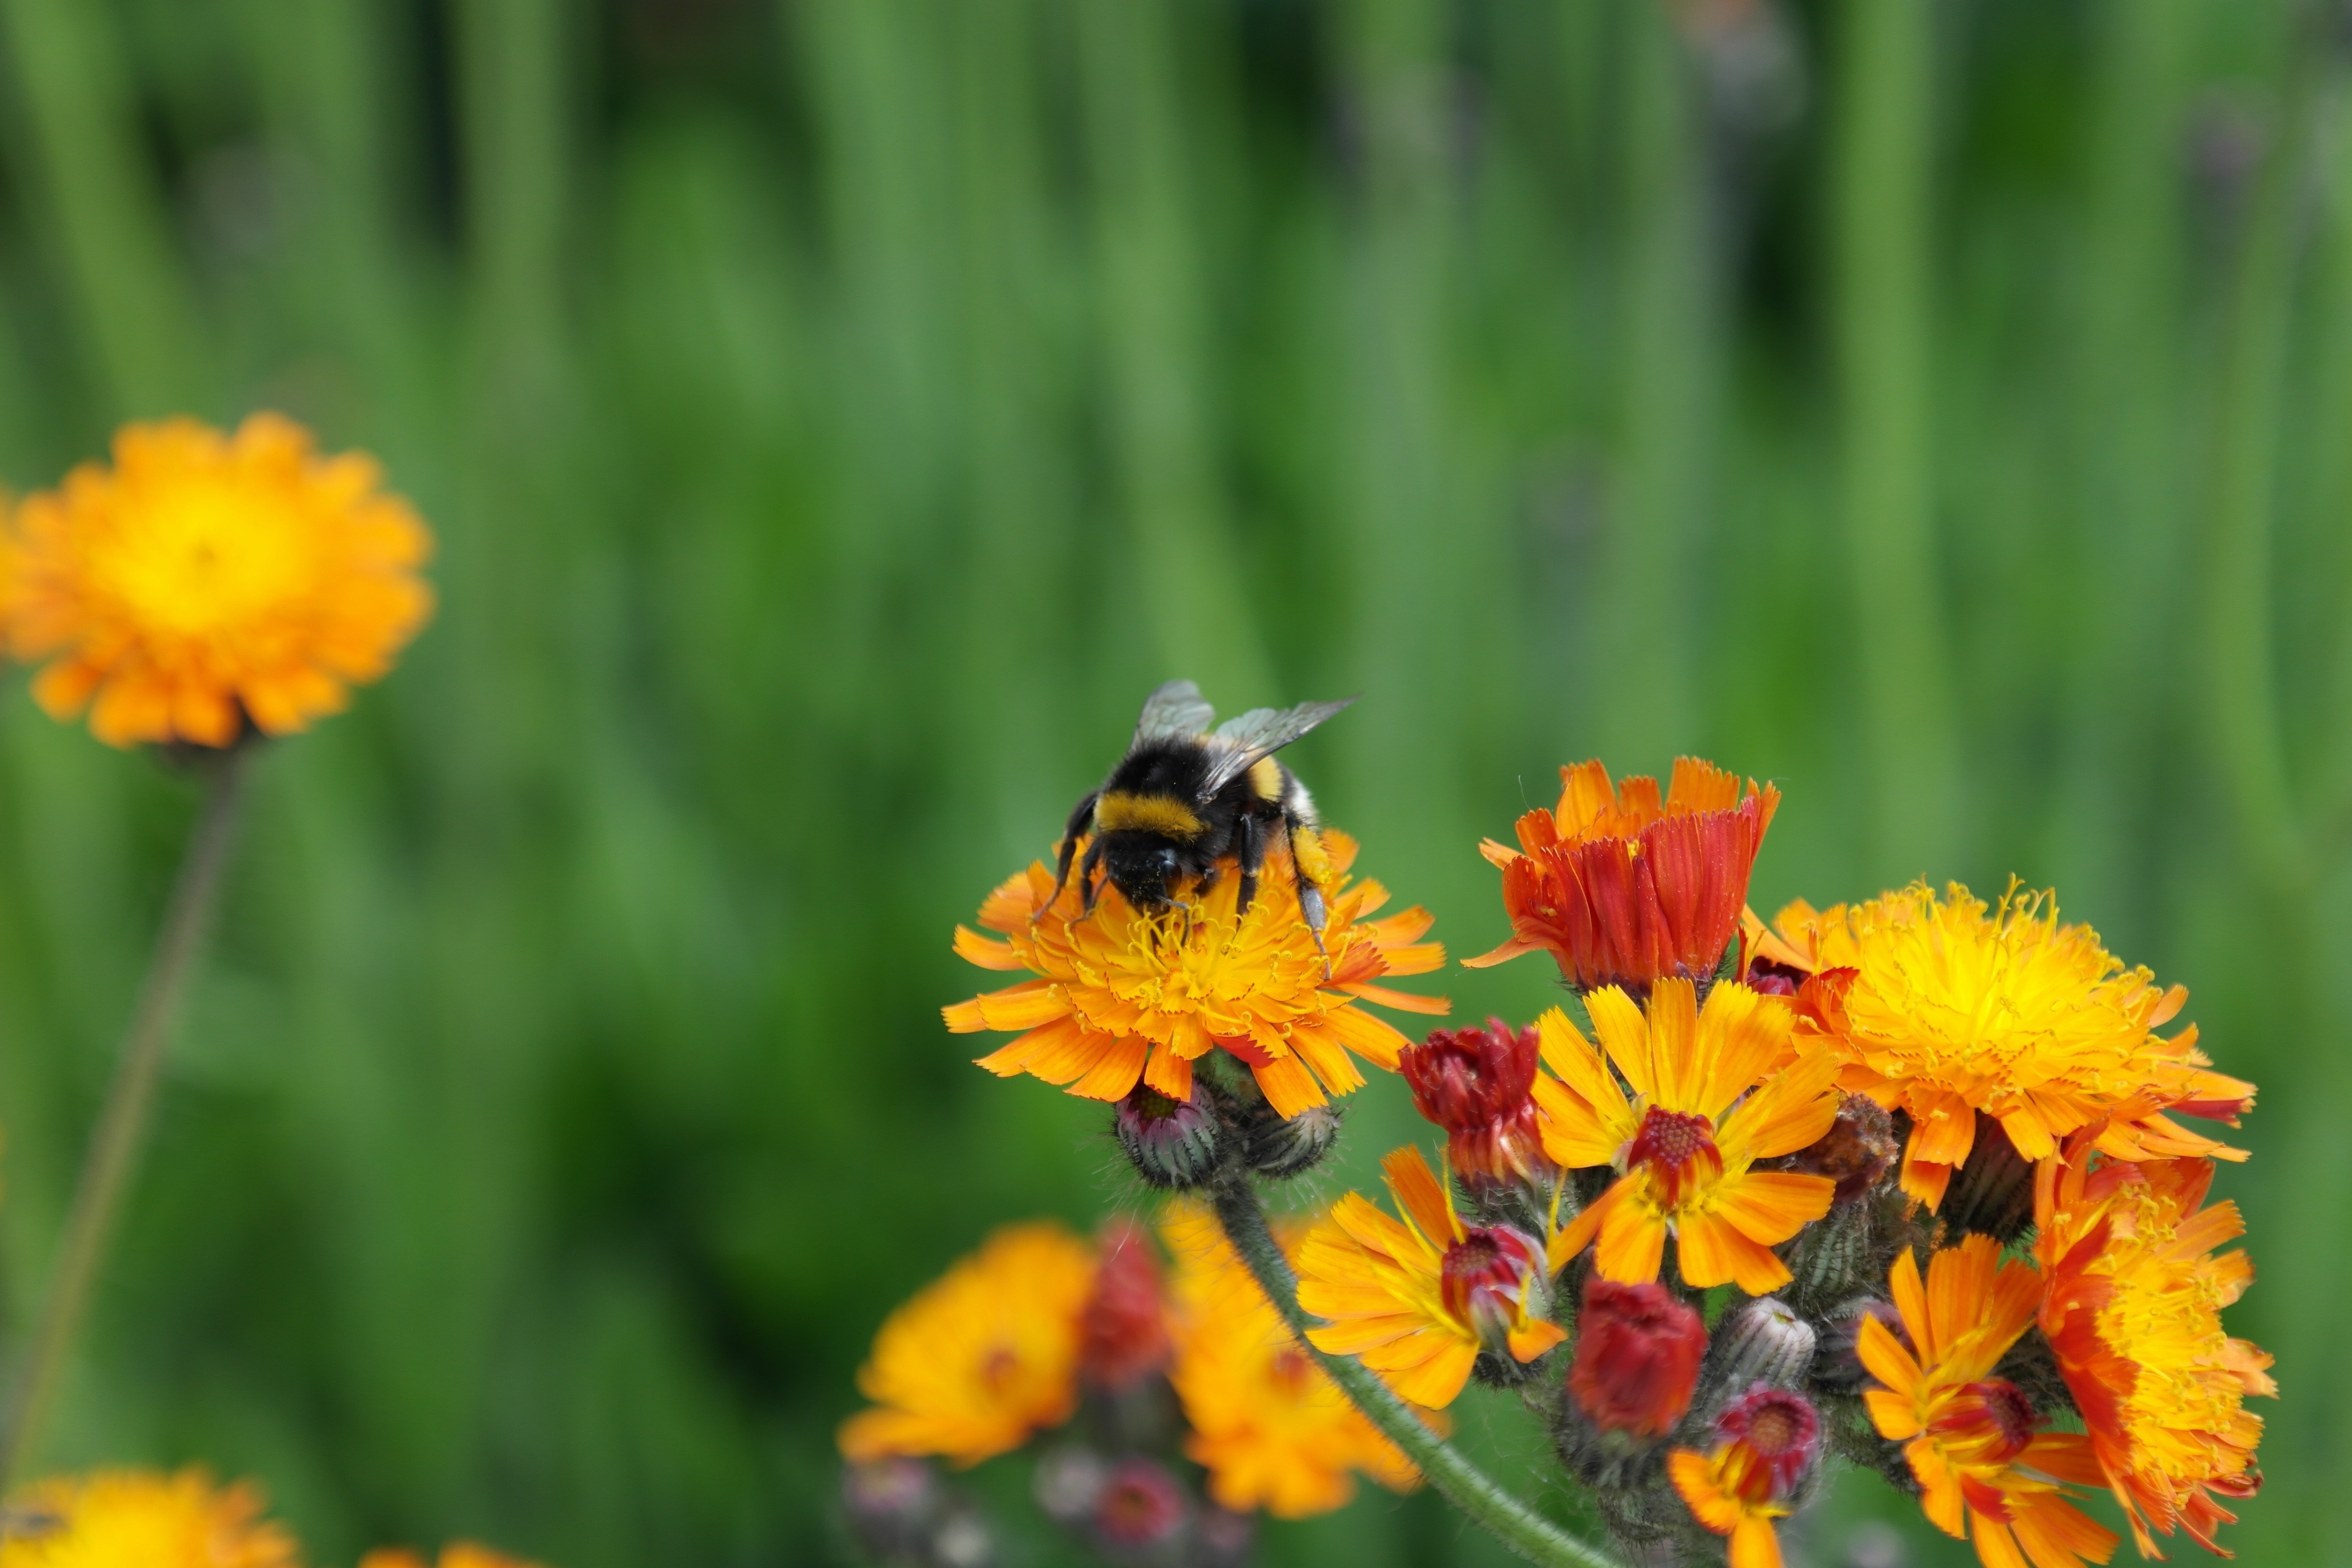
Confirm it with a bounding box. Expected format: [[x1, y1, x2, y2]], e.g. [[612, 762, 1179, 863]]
[[1044, 680, 1355, 951]]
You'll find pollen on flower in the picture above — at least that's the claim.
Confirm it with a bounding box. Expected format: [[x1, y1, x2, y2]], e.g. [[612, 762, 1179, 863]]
[[947, 830, 1446, 1119], [0, 414, 435, 749]]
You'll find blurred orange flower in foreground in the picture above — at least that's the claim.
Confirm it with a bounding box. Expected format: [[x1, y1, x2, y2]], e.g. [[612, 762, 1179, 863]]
[[359, 1546, 543, 1568], [0, 413, 434, 748]]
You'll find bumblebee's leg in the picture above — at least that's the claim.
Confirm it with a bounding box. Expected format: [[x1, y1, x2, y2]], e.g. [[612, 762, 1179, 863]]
[[1079, 837, 1109, 918], [1281, 816, 1333, 977], [1037, 790, 1099, 922], [1233, 812, 1267, 919]]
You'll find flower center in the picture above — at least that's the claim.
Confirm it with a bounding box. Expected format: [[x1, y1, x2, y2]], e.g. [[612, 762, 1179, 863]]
[[1955, 1379, 2040, 1463], [1268, 1347, 1314, 1395], [93, 478, 318, 637], [1626, 1106, 1724, 1210], [1439, 1226, 1543, 1347], [1744, 1405, 1801, 1457], [977, 1346, 1023, 1393]]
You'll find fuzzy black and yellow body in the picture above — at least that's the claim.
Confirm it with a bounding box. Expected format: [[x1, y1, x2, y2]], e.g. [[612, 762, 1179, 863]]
[[1044, 680, 1354, 952]]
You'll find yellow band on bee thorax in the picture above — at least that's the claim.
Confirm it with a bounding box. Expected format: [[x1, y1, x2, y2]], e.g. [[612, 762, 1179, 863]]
[[1095, 791, 1204, 839]]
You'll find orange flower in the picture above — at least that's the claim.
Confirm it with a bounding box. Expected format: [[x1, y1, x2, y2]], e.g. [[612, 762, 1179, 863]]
[[1295, 1146, 1565, 1408], [1765, 886, 2252, 1210], [947, 831, 1445, 1118], [2036, 1145, 2271, 1557], [1161, 1201, 1427, 1519], [0, 1469, 300, 1568], [1858, 1237, 2119, 1568], [1538, 980, 1841, 1293], [0, 414, 434, 747], [838, 1222, 1097, 1467], [1667, 1387, 1822, 1568], [1467, 759, 1778, 992]]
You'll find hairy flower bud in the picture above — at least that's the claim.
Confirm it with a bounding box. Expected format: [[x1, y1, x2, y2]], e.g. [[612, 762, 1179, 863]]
[[1080, 1221, 1169, 1391], [1091, 1457, 1187, 1550], [1244, 1101, 1342, 1178], [1816, 1297, 1905, 1390], [1568, 1277, 1706, 1437], [1941, 1113, 2035, 1241], [1702, 1295, 1816, 1409], [1114, 1084, 1218, 1189], [1400, 1019, 1556, 1190], [1784, 1093, 1898, 1203]]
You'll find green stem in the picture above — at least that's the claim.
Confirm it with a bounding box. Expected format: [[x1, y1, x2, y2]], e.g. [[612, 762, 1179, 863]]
[[0, 747, 251, 1485], [1208, 1173, 1623, 1568]]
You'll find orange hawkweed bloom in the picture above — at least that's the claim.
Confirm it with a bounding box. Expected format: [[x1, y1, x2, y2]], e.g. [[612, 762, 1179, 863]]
[[1295, 1146, 1565, 1408], [1538, 980, 1841, 1293], [838, 1222, 1096, 1467], [0, 1469, 301, 1568], [0, 414, 434, 748], [1765, 886, 2252, 1210], [1667, 1387, 1822, 1568], [1161, 1201, 1427, 1519], [947, 831, 1446, 1118], [1859, 1237, 2119, 1568], [1467, 759, 1777, 993], [2036, 1145, 2272, 1558]]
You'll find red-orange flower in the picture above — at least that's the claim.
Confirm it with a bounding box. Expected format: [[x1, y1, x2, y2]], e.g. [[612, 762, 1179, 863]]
[[2036, 1143, 2272, 1558], [1667, 1387, 1822, 1568], [1398, 1019, 1554, 1191], [1467, 758, 1778, 992], [947, 831, 1446, 1118]]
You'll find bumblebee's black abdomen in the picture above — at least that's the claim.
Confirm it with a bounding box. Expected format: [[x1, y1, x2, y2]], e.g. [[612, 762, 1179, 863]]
[[1094, 741, 1216, 843]]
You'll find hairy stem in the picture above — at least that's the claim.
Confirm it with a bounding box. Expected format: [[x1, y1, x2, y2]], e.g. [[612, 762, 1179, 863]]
[[0, 747, 251, 1484], [1208, 1173, 1623, 1568]]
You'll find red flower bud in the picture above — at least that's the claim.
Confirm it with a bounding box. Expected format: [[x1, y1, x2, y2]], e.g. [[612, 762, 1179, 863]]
[[1092, 1457, 1187, 1549], [1713, 1385, 1821, 1499], [1568, 1277, 1706, 1437], [1400, 1019, 1554, 1189], [1079, 1221, 1169, 1391]]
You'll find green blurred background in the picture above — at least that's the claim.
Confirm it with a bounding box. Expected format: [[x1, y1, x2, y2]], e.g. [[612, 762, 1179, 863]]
[[0, 0, 2340, 1563]]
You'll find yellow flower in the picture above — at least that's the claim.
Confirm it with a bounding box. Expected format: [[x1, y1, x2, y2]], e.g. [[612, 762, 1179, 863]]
[[1295, 1145, 1564, 1408], [359, 1550, 540, 1568], [1666, 1386, 1821, 1568], [2036, 1145, 2271, 1558], [0, 414, 434, 748], [947, 831, 1446, 1119], [1161, 1200, 1427, 1519], [0, 1469, 300, 1568], [1858, 1238, 2119, 1568], [1538, 980, 1841, 1294], [838, 1222, 1096, 1467], [1768, 885, 2251, 1210]]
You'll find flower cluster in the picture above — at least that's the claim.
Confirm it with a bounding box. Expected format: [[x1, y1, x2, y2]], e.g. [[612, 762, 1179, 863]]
[[838, 1208, 1434, 1565], [904, 739, 2272, 1568]]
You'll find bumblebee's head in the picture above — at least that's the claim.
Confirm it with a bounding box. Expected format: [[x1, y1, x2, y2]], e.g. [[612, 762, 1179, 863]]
[[1101, 833, 1184, 909]]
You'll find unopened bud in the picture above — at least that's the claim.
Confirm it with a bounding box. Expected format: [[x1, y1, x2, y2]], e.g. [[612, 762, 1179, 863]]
[[1785, 1093, 1898, 1203], [1701, 1295, 1816, 1412], [1081, 1221, 1170, 1391], [1942, 1115, 2035, 1241], [1400, 1019, 1556, 1191], [1033, 1447, 1107, 1525], [1091, 1457, 1188, 1550], [1568, 1277, 1706, 1437], [1245, 1101, 1342, 1178], [1114, 1084, 1218, 1189], [1816, 1296, 1905, 1390]]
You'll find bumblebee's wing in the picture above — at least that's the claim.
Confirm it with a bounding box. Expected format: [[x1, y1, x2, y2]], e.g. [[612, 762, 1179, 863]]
[[1132, 679, 1217, 746], [1197, 696, 1356, 799]]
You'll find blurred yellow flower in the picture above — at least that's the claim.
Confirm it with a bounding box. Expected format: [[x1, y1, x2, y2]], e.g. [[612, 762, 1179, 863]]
[[0, 413, 434, 748], [0, 1469, 299, 1568], [1768, 885, 2251, 1210], [947, 830, 1445, 1119], [837, 1222, 1096, 1467], [1161, 1200, 1427, 1519]]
